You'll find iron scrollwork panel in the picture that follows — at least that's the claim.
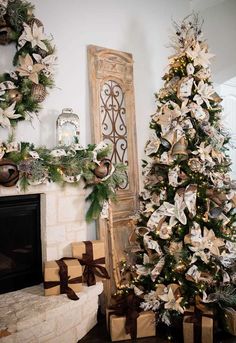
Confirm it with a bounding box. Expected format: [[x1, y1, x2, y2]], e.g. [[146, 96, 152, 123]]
[[100, 80, 129, 189]]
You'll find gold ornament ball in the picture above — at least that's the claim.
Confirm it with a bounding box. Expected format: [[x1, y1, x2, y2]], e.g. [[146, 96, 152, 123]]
[[31, 84, 47, 103], [8, 89, 23, 103], [174, 261, 186, 273]]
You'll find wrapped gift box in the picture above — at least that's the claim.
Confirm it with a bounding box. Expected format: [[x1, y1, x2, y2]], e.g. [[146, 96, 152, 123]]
[[223, 307, 236, 336], [44, 258, 82, 299], [72, 240, 105, 262], [106, 309, 156, 341], [72, 240, 109, 285], [183, 306, 214, 343]]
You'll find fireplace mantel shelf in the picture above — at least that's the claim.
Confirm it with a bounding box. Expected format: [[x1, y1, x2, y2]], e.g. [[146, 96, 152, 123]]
[[0, 282, 103, 342]]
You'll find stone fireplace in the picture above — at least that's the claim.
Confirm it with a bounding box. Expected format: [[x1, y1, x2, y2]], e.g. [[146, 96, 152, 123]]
[[0, 194, 42, 294], [0, 182, 103, 343], [0, 181, 88, 265]]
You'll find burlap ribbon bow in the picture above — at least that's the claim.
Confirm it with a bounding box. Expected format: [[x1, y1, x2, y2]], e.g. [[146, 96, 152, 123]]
[[109, 291, 142, 340], [44, 258, 82, 300], [78, 241, 110, 286]]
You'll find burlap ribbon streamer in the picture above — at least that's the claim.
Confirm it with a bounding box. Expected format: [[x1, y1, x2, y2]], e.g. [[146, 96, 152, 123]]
[[44, 258, 82, 301], [78, 241, 110, 286], [184, 305, 214, 342], [108, 291, 142, 340]]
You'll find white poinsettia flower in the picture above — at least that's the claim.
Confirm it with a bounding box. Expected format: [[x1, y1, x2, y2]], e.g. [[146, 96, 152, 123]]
[[18, 22, 48, 51], [194, 80, 215, 108], [140, 291, 161, 311], [159, 287, 184, 314], [186, 41, 215, 68], [169, 99, 190, 118], [192, 142, 213, 165], [189, 227, 225, 261], [33, 53, 57, 77], [0, 102, 22, 129]]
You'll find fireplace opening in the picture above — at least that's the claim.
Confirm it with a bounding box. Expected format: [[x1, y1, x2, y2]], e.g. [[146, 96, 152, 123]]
[[0, 194, 42, 294]]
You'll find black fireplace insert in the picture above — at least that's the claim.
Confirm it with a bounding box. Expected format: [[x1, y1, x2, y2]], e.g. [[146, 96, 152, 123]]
[[0, 194, 42, 294]]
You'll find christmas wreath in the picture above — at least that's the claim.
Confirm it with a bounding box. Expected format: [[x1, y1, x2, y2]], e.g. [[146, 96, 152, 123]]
[[0, 0, 56, 130]]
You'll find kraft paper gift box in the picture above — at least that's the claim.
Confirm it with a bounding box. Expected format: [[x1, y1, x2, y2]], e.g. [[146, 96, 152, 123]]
[[223, 307, 236, 335], [183, 305, 214, 343], [71, 240, 109, 286], [44, 258, 82, 299], [106, 309, 156, 341]]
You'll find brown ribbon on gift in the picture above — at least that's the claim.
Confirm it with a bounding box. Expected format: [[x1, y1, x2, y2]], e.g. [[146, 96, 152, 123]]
[[184, 305, 214, 343], [78, 241, 110, 286], [44, 258, 82, 301], [109, 291, 142, 340]]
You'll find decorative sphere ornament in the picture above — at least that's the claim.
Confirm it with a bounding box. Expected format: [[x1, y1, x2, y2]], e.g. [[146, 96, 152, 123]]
[[0, 159, 19, 187], [0, 26, 13, 45], [188, 158, 202, 172], [174, 261, 186, 273], [209, 206, 222, 218], [31, 84, 47, 102], [8, 89, 23, 103], [94, 159, 112, 179]]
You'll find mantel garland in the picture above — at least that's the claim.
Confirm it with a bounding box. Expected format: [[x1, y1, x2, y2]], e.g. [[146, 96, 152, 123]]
[[0, 140, 126, 222], [0, 0, 56, 130]]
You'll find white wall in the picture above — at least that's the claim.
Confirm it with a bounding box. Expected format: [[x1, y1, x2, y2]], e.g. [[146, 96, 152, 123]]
[[190, 0, 236, 84], [0, 0, 189, 155]]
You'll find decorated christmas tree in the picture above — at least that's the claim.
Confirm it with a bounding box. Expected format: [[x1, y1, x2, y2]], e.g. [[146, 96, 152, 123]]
[[124, 14, 236, 326]]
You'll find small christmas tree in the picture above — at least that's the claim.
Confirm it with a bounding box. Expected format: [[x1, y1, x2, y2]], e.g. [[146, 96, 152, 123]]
[[126, 14, 236, 326]]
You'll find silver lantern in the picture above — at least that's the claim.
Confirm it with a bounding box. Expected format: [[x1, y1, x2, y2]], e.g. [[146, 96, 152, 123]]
[[56, 108, 80, 146]]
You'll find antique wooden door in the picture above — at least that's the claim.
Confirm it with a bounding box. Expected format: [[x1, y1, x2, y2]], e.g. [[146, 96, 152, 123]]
[[88, 45, 139, 302]]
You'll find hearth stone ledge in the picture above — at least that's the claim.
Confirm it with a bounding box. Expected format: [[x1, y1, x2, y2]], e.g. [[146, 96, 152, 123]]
[[0, 282, 103, 343]]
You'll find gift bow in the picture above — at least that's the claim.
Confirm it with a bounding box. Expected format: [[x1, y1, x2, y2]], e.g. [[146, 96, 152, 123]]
[[109, 291, 142, 340], [44, 258, 81, 300], [78, 241, 110, 286]]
